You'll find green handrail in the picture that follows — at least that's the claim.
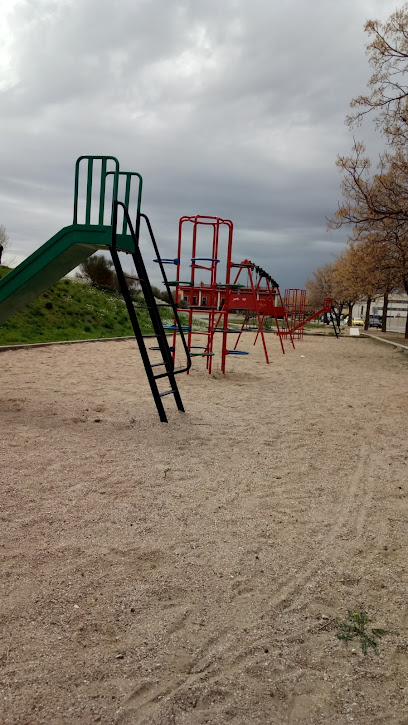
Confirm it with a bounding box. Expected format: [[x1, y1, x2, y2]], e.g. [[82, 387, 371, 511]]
[[73, 155, 120, 226], [106, 170, 143, 235], [86, 158, 93, 225], [99, 158, 107, 224]]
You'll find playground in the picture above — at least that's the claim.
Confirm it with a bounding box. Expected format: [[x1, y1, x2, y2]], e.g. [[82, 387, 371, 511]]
[[0, 156, 337, 423], [1, 333, 407, 725]]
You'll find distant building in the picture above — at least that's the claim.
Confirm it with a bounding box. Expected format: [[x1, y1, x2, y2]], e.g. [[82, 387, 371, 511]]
[[356, 291, 408, 332], [178, 282, 224, 309]]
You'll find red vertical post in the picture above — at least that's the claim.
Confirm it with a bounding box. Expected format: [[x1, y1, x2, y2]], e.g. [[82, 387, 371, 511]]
[[277, 286, 294, 349]]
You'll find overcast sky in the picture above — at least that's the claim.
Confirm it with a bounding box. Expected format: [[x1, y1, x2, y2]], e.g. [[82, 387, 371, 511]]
[[0, 0, 399, 290]]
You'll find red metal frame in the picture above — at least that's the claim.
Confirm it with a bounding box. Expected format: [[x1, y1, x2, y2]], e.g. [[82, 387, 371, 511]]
[[213, 260, 295, 371], [291, 297, 334, 331], [283, 289, 307, 340], [167, 215, 338, 373], [171, 215, 233, 374], [169, 215, 294, 374]]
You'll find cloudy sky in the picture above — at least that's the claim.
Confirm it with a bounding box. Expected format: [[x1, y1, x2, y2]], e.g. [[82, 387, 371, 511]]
[[0, 0, 399, 290]]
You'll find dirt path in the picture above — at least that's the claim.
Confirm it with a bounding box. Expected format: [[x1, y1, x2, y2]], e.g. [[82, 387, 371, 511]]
[[1, 334, 407, 724]]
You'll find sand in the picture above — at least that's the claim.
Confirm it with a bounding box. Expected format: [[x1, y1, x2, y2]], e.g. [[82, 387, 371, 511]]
[[1, 333, 407, 725]]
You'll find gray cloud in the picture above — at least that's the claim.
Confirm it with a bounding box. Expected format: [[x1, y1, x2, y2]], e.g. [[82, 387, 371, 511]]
[[0, 0, 398, 288]]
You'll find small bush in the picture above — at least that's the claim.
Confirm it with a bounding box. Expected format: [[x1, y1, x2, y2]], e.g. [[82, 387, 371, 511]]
[[79, 254, 118, 290]]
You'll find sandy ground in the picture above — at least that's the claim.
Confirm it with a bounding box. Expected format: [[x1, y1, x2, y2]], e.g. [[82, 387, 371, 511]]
[[1, 333, 407, 725]]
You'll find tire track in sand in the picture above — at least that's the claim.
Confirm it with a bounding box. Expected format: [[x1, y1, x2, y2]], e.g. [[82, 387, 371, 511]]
[[118, 445, 386, 723], [267, 444, 376, 611]]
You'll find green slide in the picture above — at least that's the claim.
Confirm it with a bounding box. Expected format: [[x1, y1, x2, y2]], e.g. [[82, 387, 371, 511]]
[[0, 156, 142, 325]]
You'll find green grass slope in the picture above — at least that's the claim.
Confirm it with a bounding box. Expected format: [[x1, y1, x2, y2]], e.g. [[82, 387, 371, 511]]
[[0, 267, 175, 345]]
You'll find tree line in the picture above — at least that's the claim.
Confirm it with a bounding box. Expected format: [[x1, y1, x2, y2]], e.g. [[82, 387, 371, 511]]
[[309, 5, 408, 338]]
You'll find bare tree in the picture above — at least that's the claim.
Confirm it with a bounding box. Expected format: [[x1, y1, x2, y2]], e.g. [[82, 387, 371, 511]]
[[348, 6, 408, 147], [0, 225, 9, 246], [0, 225, 10, 264], [327, 5, 408, 337], [330, 147, 408, 336]]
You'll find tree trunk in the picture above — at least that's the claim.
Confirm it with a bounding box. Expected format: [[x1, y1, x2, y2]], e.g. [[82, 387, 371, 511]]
[[364, 297, 372, 331], [382, 293, 388, 333], [348, 302, 354, 326], [334, 303, 344, 327]]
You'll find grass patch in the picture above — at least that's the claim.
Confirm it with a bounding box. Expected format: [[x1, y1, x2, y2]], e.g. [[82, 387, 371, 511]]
[[0, 268, 178, 345], [304, 322, 332, 329]]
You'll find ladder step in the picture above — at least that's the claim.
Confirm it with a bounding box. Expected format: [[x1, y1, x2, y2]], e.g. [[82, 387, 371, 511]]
[[154, 371, 172, 380], [159, 389, 176, 397], [151, 362, 168, 368]]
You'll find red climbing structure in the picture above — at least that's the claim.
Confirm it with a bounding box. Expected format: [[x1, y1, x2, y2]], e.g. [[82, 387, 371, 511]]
[[292, 297, 339, 334], [167, 215, 296, 374], [276, 294, 340, 338], [167, 215, 233, 374], [164, 214, 342, 373], [283, 289, 307, 340]]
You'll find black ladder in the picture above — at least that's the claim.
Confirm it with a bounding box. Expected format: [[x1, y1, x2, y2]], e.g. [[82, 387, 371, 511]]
[[329, 306, 341, 338], [109, 202, 191, 423]]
